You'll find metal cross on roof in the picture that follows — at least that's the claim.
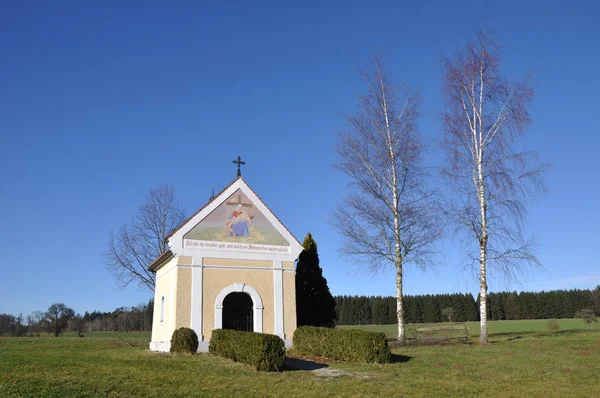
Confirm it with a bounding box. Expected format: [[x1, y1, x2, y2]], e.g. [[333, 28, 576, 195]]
[[232, 156, 246, 177]]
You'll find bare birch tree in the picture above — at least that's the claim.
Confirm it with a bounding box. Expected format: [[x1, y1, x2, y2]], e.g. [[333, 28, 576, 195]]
[[441, 31, 549, 343], [104, 182, 186, 291], [334, 56, 443, 342]]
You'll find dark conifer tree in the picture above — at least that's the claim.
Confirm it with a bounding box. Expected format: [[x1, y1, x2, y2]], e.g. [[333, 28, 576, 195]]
[[424, 295, 440, 323], [295, 233, 337, 327]]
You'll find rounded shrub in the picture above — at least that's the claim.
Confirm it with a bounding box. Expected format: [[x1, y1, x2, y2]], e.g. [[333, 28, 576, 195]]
[[209, 329, 285, 371], [293, 326, 391, 363], [546, 319, 560, 332], [170, 327, 199, 354]]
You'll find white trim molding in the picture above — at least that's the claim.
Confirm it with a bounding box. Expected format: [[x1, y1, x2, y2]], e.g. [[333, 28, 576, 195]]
[[190, 265, 204, 340], [273, 265, 284, 338], [214, 283, 263, 333]]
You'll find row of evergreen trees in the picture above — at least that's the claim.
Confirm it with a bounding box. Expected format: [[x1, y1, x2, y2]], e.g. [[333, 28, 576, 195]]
[[335, 288, 600, 325], [485, 290, 599, 321], [335, 293, 477, 325]]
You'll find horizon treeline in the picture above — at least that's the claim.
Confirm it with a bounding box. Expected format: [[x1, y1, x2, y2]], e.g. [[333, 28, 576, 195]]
[[335, 287, 600, 325], [82, 301, 154, 332], [0, 300, 154, 337], [2, 287, 600, 336]]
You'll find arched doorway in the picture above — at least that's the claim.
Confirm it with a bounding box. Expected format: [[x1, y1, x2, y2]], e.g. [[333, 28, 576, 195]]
[[214, 283, 263, 333], [222, 292, 253, 332]]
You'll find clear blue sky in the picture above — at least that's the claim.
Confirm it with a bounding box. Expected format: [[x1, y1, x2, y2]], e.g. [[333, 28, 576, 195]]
[[1, 1, 599, 316]]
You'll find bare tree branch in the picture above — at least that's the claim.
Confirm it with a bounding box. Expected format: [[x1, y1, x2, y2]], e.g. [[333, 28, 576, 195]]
[[103, 182, 186, 291]]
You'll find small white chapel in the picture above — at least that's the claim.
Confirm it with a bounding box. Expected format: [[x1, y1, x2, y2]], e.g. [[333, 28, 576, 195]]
[[148, 160, 303, 352]]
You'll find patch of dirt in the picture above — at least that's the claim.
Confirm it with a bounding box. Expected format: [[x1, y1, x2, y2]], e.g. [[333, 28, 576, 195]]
[[432, 362, 444, 367], [286, 355, 373, 379], [313, 368, 348, 378], [583, 364, 593, 369], [534, 350, 544, 355], [312, 368, 372, 379], [451, 364, 464, 370], [580, 351, 591, 356], [561, 368, 572, 374]]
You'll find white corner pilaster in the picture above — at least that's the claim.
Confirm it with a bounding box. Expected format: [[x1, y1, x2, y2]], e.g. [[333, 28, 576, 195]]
[[168, 265, 177, 339], [274, 262, 284, 338], [190, 264, 204, 340]]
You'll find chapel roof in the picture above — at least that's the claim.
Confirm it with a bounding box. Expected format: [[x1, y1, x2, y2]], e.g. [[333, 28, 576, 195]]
[[164, 176, 241, 241], [148, 176, 302, 272], [147, 249, 174, 272]]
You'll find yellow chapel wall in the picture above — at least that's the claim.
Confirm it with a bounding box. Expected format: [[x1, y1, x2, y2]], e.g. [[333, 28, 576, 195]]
[[283, 270, 297, 340], [202, 265, 275, 340], [151, 256, 178, 344], [174, 263, 192, 330]]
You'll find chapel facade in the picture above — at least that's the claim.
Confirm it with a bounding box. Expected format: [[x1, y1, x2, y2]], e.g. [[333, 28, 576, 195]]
[[148, 176, 302, 352]]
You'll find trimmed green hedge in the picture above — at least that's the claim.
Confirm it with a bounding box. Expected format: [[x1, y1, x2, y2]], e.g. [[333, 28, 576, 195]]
[[209, 329, 286, 371], [170, 327, 199, 354], [293, 326, 391, 363]]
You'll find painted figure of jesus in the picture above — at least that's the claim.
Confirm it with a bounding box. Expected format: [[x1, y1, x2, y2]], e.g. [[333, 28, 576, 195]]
[[224, 204, 254, 236]]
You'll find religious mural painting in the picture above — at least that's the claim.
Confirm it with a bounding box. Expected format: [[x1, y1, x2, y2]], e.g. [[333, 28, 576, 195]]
[[183, 189, 290, 254]]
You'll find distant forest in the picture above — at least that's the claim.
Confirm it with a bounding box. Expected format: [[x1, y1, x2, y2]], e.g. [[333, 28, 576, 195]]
[[0, 301, 154, 337], [335, 287, 600, 325], [2, 287, 599, 337]]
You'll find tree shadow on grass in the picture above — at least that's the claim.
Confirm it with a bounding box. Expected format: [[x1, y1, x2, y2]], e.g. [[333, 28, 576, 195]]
[[490, 330, 537, 339], [284, 357, 329, 371], [489, 328, 600, 343], [390, 354, 414, 363], [283, 355, 411, 370], [550, 328, 600, 337], [389, 338, 473, 348]]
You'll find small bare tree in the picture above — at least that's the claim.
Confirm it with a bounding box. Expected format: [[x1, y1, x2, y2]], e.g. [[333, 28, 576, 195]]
[[575, 309, 598, 328], [590, 285, 600, 316], [27, 311, 45, 337], [104, 182, 186, 291], [441, 30, 549, 343], [68, 316, 87, 337], [442, 307, 455, 323], [45, 303, 75, 337], [334, 56, 443, 343]]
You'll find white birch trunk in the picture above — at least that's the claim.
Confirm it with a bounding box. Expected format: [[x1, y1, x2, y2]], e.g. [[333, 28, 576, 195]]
[[479, 242, 488, 343], [396, 264, 405, 342], [380, 70, 405, 343], [477, 59, 489, 344], [477, 154, 489, 344]]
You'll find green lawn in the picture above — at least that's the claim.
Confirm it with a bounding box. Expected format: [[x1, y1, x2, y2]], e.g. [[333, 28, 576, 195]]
[[343, 318, 600, 338], [60, 331, 152, 339], [1, 325, 599, 397]]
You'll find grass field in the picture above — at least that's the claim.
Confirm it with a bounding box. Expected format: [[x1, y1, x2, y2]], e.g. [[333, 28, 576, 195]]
[[344, 318, 600, 338], [1, 322, 599, 397], [56, 331, 152, 339]]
